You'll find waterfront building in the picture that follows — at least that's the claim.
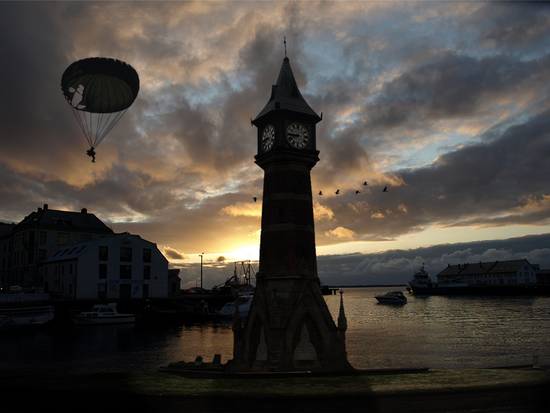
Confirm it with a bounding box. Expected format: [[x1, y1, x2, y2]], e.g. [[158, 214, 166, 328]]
[[437, 259, 538, 286], [0, 205, 113, 289], [0, 223, 16, 290], [230, 54, 351, 372], [41, 233, 169, 300], [536, 269, 550, 286]]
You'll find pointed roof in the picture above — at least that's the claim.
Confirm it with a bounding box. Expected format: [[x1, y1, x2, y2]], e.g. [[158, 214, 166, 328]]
[[253, 57, 321, 123]]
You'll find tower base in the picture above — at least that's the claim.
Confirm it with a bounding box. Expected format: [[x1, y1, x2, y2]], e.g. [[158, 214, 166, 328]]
[[229, 275, 352, 373]]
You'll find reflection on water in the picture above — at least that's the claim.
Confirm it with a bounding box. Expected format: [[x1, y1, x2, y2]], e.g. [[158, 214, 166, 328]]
[[1, 287, 550, 372]]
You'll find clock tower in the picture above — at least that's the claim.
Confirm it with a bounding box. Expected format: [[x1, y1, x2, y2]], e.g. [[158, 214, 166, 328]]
[[229, 56, 351, 372]]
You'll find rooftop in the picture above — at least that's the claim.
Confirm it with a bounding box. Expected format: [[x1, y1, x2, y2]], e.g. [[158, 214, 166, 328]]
[[253, 57, 321, 123], [15, 204, 113, 234], [438, 259, 534, 277]]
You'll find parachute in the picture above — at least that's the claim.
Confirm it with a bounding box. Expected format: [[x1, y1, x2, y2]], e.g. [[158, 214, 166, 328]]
[[61, 57, 140, 162]]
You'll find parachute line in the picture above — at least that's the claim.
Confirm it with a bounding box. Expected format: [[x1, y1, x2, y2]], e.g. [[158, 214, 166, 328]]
[[61, 57, 140, 155]]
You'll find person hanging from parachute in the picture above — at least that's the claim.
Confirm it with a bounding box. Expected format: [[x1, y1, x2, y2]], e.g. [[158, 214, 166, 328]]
[[61, 57, 140, 163]]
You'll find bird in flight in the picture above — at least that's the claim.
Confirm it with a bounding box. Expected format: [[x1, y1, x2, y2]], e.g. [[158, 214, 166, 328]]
[[335, 189, 340, 195], [383, 186, 388, 192], [253, 197, 257, 202], [363, 181, 368, 186], [355, 190, 360, 194], [319, 190, 323, 196]]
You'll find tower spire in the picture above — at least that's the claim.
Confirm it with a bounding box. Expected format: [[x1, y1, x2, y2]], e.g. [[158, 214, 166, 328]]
[[284, 36, 287, 58]]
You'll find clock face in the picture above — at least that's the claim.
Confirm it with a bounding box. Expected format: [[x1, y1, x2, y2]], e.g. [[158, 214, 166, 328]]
[[262, 124, 275, 152], [286, 122, 309, 149]]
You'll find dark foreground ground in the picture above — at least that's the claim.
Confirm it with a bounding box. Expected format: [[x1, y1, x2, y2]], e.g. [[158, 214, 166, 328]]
[[0, 367, 549, 413]]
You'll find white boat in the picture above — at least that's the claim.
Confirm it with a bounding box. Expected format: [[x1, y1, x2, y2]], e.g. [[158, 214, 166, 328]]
[[217, 293, 254, 318], [73, 303, 135, 325], [375, 291, 407, 305]]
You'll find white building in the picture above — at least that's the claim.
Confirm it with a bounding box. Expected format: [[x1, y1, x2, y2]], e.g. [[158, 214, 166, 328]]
[[41, 233, 169, 300], [0, 204, 114, 289], [437, 259, 538, 286]]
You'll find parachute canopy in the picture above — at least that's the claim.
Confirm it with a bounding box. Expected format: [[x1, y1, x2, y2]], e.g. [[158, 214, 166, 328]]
[[61, 57, 140, 158]]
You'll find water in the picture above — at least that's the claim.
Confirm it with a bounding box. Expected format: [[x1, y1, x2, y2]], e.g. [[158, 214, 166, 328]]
[[2, 287, 550, 373]]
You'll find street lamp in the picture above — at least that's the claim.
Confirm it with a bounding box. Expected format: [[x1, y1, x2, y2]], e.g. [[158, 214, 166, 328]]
[[199, 252, 205, 289]]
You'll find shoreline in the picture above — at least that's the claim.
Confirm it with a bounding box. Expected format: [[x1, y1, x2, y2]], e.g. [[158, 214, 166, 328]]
[[1, 367, 548, 412]]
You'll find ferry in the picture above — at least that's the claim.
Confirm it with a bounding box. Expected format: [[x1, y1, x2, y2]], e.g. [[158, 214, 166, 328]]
[[407, 265, 434, 295]]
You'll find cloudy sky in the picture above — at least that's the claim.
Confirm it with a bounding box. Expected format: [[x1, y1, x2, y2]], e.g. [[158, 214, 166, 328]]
[[1, 1, 549, 282]]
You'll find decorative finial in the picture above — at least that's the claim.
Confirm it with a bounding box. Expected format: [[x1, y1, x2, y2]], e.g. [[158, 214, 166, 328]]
[[284, 36, 287, 58]]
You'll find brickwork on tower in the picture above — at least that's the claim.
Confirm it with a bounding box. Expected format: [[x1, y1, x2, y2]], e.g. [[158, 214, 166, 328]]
[[229, 56, 351, 372]]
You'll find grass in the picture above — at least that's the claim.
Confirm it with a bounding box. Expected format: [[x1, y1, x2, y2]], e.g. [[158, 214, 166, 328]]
[[69, 368, 550, 397], [2, 368, 548, 399]]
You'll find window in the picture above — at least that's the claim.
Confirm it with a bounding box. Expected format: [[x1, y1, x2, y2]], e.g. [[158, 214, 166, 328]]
[[39, 231, 47, 245], [99, 264, 107, 279], [56, 232, 70, 246], [119, 284, 131, 299], [143, 265, 151, 280], [97, 284, 107, 300], [143, 248, 151, 263], [99, 246, 108, 261], [120, 264, 132, 279], [120, 247, 132, 262]]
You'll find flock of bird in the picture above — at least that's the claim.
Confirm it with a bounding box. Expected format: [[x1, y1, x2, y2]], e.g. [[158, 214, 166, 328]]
[[252, 181, 389, 202]]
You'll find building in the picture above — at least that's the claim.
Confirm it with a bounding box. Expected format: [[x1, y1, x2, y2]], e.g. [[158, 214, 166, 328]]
[[0, 204, 113, 289], [41, 233, 169, 300], [536, 269, 550, 286], [168, 268, 182, 296], [437, 259, 538, 286], [230, 55, 351, 372], [0, 223, 16, 290]]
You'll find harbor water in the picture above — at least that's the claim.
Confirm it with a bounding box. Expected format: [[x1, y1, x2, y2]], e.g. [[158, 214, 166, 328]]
[[2, 287, 550, 373]]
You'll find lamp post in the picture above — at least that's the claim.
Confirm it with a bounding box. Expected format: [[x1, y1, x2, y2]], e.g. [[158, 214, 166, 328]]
[[199, 252, 205, 289]]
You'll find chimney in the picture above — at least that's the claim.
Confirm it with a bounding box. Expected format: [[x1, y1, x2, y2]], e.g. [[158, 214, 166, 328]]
[[81, 208, 87, 214], [43, 204, 48, 210]]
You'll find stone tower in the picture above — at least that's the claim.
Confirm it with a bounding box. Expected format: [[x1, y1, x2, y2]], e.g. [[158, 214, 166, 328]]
[[230, 56, 351, 372]]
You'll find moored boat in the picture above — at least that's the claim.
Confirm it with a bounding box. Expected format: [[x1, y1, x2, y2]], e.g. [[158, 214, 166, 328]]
[[73, 303, 135, 325], [375, 291, 407, 305], [0, 291, 54, 329], [217, 293, 254, 319]]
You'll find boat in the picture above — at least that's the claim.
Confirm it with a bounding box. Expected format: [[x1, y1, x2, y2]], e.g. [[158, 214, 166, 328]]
[[73, 303, 136, 325], [375, 291, 407, 305], [217, 293, 254, 318], [407, 265, 434, 295], [0, 290, 55, 329]]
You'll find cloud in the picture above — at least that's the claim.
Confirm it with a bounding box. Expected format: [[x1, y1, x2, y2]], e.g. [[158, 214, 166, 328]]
[[163, 246, 185, 261], [313, 202, 334, 221], [317, 233, 550, 285], [1, 1, 549, 259], [221, 202, 261, 218], [312, 109, 550, 244], [325, 226, 356, 240]]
